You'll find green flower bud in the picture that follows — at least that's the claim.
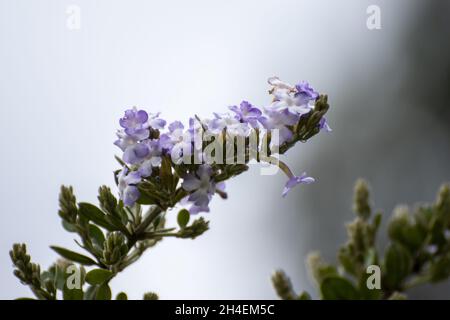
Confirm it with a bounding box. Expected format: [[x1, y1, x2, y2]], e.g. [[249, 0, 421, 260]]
[[102, 232, 128, 265], [98, 186, 118, 217], [143, 292, 159, 300], [271, 270, 296, 300], [353, 179, 371, 220], [58, 186, 78, 224], [177, 217, 209, 239], [307, 252, 338, 286]]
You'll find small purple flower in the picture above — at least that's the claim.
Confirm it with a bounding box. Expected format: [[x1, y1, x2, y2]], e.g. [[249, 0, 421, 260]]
[[182, 165, 215, 208], [137, 140, 163, 177], [118, 168, 142, 206], [268, 76, 294, 91], [295, 81, 319, 105], [144, 139, 163, 165], [168, 121, 184, 132], [259, 109, 299, 145], [122, 186, 140, 207], [134, 140, 164, 176], [179, 196, 210, 214], [270, 90, 312, 116], [229, 101, 262, 128], [114, 130, 139, 152], [119, 107, 150, 139], [162, 121, 197, 164], [123, 143, 150, 165], [207, 113, 250, 136], [282, 172, 315, 197], [147, 112, 167, 130], [179, 181, 226, 214], [319, 117, 332, 132]]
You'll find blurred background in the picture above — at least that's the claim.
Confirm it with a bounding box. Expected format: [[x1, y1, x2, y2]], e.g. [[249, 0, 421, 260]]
[[0, 0, 449, 299]]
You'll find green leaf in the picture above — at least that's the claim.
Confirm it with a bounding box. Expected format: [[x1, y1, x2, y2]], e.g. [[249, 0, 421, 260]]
[[298, 291, 311, 300], [53, 265, 66, 290], [78, 202, 115, 231], [320, 277, 360, 300], [84, 285, 98, 300], [136, 191, 156, 205], [85, 269, 113, 285], [62, 220, 77, 233], [383, 243, 413, 290], [63, 285, 84, 300], [338, 247, 357, 276], [358, 271, 382, 300], [116, 292, 128, 300], [50, 246, 97, 266], [95, 283, 112, 300], [429, 254, 450, 282], [177, 209, 190, 228], [89, 224, 105, 250], [160, 156, 174, 191]]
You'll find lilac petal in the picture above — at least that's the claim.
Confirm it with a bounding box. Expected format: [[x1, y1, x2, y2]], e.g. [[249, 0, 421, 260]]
[[189, 204, 210, 214], [319, 117, 332, 132], [158, 134, 173, 150], [150, 156, 162, 167], [282, 173, 315, 197], [246, 108, 262, 118], [216, 182, 226, 192], [120, 108, 149, 130], [123, 186, 140, 206], [125, 171, 142, 185], [295, 81, 319, 104], [182, 175, 201, 191], [114, 133, 137, 151], [258, 116, 273, 130], [123, 143, 149, 164], [208, 118, 224, 132], [138, 160, 153, 177], [189, 189, 210, 207], [168, 121, 184, 132], [278, 126, 293, 144], [124, 128, 149, 140], [136, 110, 149, 123], [149, 118, 166, 130], [197, 165, 213, 179], [241, 101, 262, 116], [228, 105, 240, 113], [279, 109, 300, 126]]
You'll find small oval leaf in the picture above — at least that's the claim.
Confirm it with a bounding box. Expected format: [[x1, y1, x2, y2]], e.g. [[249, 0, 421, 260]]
[[89, 224, 106, 250], [384, 243, 413, 290], [63, 285, 84, 300], [320, 276, 360, 300], [95, 283, 112, 300], [86, 269, 113, 285], [177, 209, 190, 228]]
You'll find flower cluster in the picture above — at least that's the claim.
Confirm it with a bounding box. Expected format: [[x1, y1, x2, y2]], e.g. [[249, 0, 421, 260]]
[[10, 77, 331, 301], [114, 77, 331, 212]]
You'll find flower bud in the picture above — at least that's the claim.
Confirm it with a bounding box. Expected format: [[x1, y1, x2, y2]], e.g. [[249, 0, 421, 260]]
[[102, 232, 128, 265], [271, 270, 296, 300], [143, 292, 159, 300], [353, 179, 371, 220], [177, 217, 209, 239]]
